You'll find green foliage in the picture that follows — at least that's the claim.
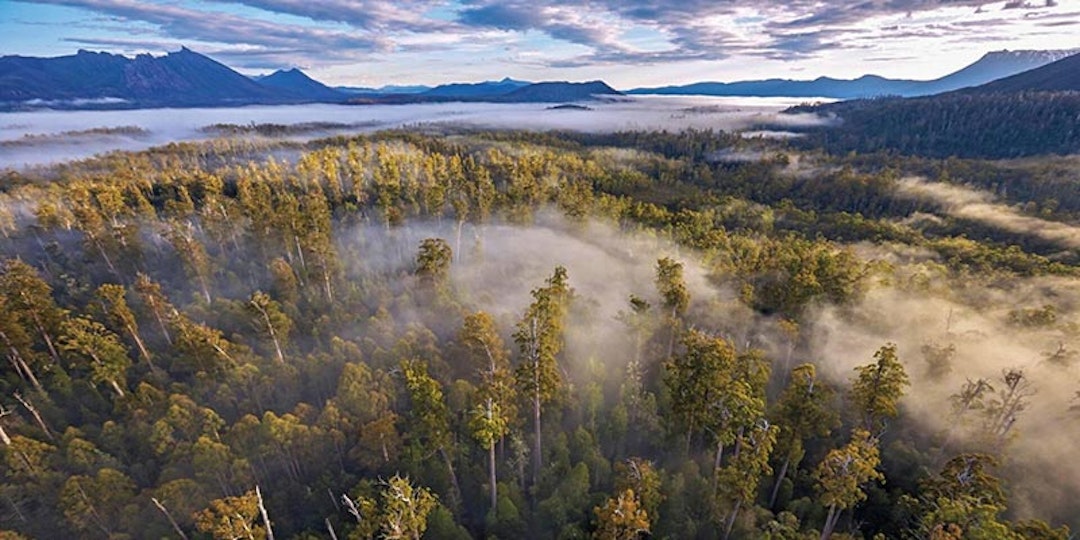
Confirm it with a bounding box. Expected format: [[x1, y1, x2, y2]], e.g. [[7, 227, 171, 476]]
[[850, 343, 910, 433], [0, 128, 1073, 540]]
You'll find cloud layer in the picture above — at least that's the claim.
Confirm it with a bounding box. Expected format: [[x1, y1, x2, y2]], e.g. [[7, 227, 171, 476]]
[[7, 0, 1080, 84]]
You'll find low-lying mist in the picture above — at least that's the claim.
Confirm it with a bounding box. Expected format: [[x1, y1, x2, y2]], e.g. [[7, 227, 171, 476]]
[[330, 210, 1080, 527], [898, 177, 1080, 250], [0, 96, 831, 168]]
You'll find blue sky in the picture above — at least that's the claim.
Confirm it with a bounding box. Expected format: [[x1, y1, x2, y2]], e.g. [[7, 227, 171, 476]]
[[1, 0, 1078, 87]]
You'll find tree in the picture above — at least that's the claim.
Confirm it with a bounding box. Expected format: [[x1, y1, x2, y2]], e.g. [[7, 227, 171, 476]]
[[613, 458, 663, 525], [514, 266, 571, 486], [194, 489, 266, 540], [134, 272, 175, 346], [850, 343, 909, 433], [593, 488, 650, 540], [167, 224, 214, 303], [814, 429, 884, 540], [655, 258, 689, 358], [351, 475, 438, 540], [981, 369, 1034, 452], [401, 361, 461, 509], [0, 259, 66, 372], [458, 312, 516, 422], [769, 364, 840, 507], [470, 397, 508, 511], [59, 468, 136, 537], [94, 283, 152, 367], [663, 329, 763, 473], [246, 291, 291, 363], [717, 421, 778, 539], [59, 317, 131, 398], [415, 238, 453, 290]]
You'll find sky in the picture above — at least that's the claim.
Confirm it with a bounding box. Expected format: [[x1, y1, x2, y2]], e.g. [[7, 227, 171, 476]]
[[1, 0, 1078, 88]]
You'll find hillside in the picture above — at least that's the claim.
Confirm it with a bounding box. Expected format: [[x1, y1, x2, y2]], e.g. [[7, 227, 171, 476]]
[[964, 51, 1080, 93], [256, 68, 347, 102], [422, 77, 530, 98], [780, 52, 1080, 158], [500, 80, 621, 102]]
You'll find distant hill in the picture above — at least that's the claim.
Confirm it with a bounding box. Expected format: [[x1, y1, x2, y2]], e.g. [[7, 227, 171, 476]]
[[345, 80, 622, 105], [500, 81, 621, 102], [964, 51, 1080, 93], [422, 77, 531, 98], [628, 49, 1079, 99], [0, 48, 346, 109], [255, 68, 346, 101], [336, 84, 431, 94]]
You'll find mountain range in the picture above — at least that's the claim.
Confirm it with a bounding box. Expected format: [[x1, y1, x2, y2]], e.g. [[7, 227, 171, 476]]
[[0, 48, 621, 110], [629, 49, 1080, 99], [1, 46, 1078, 111]]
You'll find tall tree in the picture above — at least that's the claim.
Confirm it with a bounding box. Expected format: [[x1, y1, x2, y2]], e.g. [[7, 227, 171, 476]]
[[401, 360, 461, 510], [717, 421, 778, 540], [470, 397, 508, 512], [768, 364, 840, 507], [514, 266, 572, 486], [655, 258, 689, 358], [592, 488, 650, 540], [814, 429, 884, 540], [850, 343, 909, 434], [0, 259, 66, 369], [94, 283, 152, 367], [194, 489, 265, 540], [246, 291, 291, 364], [59, 317, 131, 398]]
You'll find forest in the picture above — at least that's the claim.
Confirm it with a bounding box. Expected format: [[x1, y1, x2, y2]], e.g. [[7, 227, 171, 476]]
[[787, 92, 1080, 159], [0, 126, 1078, 539]]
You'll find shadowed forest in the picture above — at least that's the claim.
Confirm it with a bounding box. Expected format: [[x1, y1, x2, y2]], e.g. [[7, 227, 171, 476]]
[[0, 128, 1078, 539]]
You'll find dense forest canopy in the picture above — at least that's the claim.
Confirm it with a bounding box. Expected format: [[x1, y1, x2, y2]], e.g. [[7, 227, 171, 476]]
[[0, 126, 1078, 539], [787, 91, 1080, 159]]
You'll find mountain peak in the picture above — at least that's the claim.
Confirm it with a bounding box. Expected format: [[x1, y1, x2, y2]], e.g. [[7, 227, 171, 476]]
[[256, 67, 345, 101]]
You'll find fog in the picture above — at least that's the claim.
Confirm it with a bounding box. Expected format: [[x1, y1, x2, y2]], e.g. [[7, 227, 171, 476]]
[[810, 273, 1080, 524], [0, 95, 831, 168], [339, 212, 1080, 526], [898, 177, 1080, 250]]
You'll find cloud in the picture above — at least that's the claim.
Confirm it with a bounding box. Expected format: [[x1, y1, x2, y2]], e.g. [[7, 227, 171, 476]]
[[203, 0, 449, 32], [14, 0, 1080, 74], [29, 0, 389, 66]]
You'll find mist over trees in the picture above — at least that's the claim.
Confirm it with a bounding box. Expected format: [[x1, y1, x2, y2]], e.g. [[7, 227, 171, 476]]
[[0, 126, 1077, 539]]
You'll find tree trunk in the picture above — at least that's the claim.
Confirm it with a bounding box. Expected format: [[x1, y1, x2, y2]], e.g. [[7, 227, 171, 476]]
[[489, 442, 498, 512], [820, 505, 839, 540], [438, 447, 462, 512], [3, 334, 45, 396], [253, 302, 285, 363], [14, 393, 54, 441], [712, 439, 724, 492], [26, 308, 61, 365], [533, 382, 542, 487], [256, 485, 275, 540], [151, 497, 190, 540], [109, 379, 126, 399], [326, 518, 339, 540], [723, 499, 742, 540], [149, 301, 172, 346], [769, 457, 791, 509], [126, 323, 154, 369]]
